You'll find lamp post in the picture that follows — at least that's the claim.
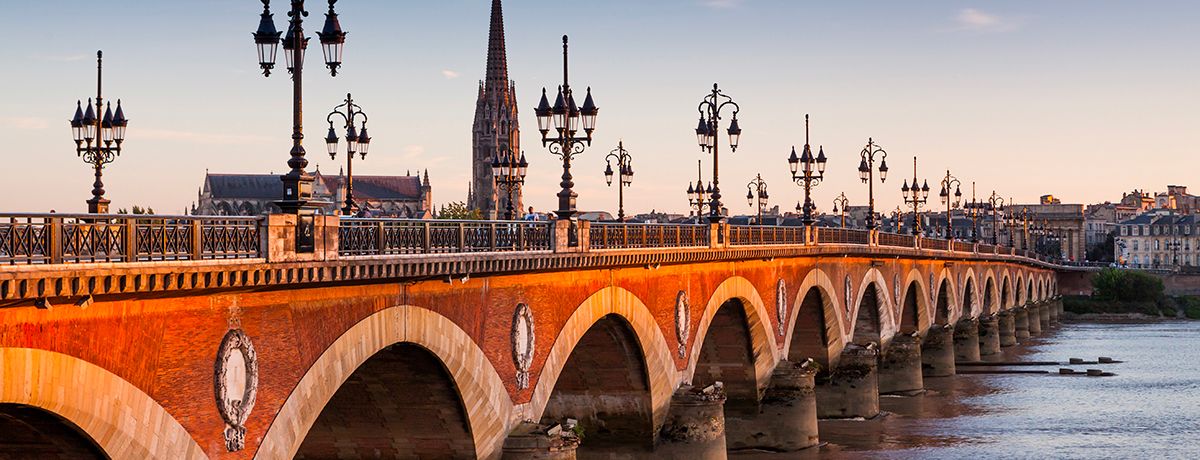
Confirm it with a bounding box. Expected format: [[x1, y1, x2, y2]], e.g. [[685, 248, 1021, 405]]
[[986, 191, 1005, 245], [687, 160, 712, 221], [491, 144, 528, 220], [746, 174, 769, 225], [857, 138, 889, 229], [788, 114, 827, 226], [254, 0, 347, 215], [891, 206, 904, 233], [69, 51, 129, 214], [534, 36, 598, 221], [604, 141, 633, 221], [832, 192, 849, 228], [900, 157, 930, 236], [324, 93, 372, 216], [695, 83, 742, 223], [937, 170, 963, 239]]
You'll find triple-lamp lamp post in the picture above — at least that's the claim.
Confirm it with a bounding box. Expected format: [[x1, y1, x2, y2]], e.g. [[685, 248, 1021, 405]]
[[787, 114, 826, 225], [491, 145, 528, 220], [937, 170, 963, 239], [900, 157, 930, 236], [986, 191, 1006, 245], [694, 84, 742, 223], [253, 0, 348, 215], [857, 138, 889, 229], [324, 93, 372, 216], [745, 174, 769, 225], [70, 51, 129, 214], [831, 192, 850, 228], [687, 160, 713, 220], [534, 36, 598, 221], [603, 141, 633, 221]]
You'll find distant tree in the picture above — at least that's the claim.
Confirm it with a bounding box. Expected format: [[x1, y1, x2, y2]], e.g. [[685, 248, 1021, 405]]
[[1087, 233, 1115, 263], [437, 201, 482, 220], [1092, 268, 1162, 302], [116, 206, 156, 215]]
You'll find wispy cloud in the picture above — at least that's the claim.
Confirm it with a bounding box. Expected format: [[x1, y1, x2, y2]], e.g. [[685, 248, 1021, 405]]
[[137, 129, 273, 145], [701, 0, 744, 9], [954, 8, 1019, 32], [441, 70, 460, 79], [0, 117, 49, 130]]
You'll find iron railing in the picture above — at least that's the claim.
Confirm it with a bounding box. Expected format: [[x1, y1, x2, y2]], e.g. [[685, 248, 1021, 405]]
[[0, 214, 261, 264], [817, 228, 871, 245], [589, 223, 709, 250], [978, 244, 997, 254], [954, 241, 975, 253], [879, 232, 915, 248], [923, 238, 950, 251], [338, 219, 553, 256], [728, 225, 805, 246]]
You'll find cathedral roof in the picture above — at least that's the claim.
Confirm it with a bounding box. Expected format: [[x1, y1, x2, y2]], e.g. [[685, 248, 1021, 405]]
[[316, 174, 424, 201], [204, 172, 425, 201], [204, 173, 284, 200]]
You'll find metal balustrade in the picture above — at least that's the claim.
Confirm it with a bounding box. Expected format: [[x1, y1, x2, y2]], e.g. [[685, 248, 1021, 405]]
[[0, 212, 1062, 266], [338, 219, 553, 255], [728, 225, 805, 246], [0, 214, 261, 264], [589, 222, 709, 250]]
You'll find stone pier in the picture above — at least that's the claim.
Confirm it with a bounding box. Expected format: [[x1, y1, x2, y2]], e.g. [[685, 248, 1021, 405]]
[[503, 422, 581, 460], [998, 311, 1017, 347], [921, 325, 956, 377], [1027, 305, 1043, 335], [1014, 308, 1031, 340], [726, 360, 818, 452], [815, 345, 879, 419], [953, 318, 981, 362], [1041, 302, 1053, 328], [978, 315, 1002, 356], [655, 386, 727, 459], [878, 334, 924, 394]]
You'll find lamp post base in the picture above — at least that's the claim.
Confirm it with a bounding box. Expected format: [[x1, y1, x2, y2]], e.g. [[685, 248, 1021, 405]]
[[86, 198, 110, 214]]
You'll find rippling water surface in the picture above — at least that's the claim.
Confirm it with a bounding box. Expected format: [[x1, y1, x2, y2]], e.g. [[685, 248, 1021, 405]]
[[738, 321, 1200, 459]]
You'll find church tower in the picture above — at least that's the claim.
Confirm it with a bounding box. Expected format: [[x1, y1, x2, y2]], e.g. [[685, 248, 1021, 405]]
[[471, 0, 521, 219]]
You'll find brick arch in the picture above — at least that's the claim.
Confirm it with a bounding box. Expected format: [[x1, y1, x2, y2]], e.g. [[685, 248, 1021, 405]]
[[898, 268, 931, 334], [526, 286, 676, 437], [256, 306, 512, 460], [783, 268, 847, 365], [961, 267, 981, 319], [1001, 274, 1013, 310], [687, 276, 779, 398], [853, 268, 898, 344], [1026, 278, 1035, 305], [982, 269, 1000, 314], [0, 348, 205, 459], [933, 268, 959, 324], [1015, 273, 1026, 305]]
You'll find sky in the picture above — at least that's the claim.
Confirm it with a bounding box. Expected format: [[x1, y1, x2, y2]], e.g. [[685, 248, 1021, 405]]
[[0, 0, 1197, 216]]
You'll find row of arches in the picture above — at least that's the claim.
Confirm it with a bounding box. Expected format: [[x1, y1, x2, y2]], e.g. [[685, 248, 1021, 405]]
[[0, 266, 1058, 459]]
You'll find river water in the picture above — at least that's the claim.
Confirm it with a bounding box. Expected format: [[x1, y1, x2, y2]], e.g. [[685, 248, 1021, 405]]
[[737, 320, 1200, 459]]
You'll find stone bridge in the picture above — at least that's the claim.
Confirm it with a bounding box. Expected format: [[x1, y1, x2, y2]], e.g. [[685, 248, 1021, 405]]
[[0, 214, 1069, 459]]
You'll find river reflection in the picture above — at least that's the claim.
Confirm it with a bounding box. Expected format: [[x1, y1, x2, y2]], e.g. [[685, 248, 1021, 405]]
[[734, 321, 1200, 459]]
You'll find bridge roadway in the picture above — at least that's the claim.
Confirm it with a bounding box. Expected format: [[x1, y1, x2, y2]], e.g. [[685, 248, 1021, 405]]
[[0, 214, 1069, 459]]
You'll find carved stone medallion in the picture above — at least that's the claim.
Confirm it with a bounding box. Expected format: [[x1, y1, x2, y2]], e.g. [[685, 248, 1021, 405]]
[[844, 275, 853, 316], [776, 279, 787, 336], [930, 273, 937, 303], [675, 291, 690, 358], [214, 328, 258, 452], [511, 303, 535, 390]]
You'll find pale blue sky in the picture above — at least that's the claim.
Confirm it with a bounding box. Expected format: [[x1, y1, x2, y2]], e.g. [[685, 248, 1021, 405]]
[[1, 1, 1197, 215]]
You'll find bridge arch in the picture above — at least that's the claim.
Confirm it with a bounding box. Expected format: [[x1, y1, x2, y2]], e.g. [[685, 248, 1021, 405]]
[[1000, 274, 1013, 311], [1027, 278, 1035, 304], [0, 348, 204, 459], [898, 269, 931, 334], [783, 268, 846, 367], [852, 269, 897, 346], [983, 272, 1000, 315], [1015, 274, 1026, 306], [961, 275, 978, 321], [528, 286, 676, 446], [688, 276, 779, 399], [256, 306, 512, 460]]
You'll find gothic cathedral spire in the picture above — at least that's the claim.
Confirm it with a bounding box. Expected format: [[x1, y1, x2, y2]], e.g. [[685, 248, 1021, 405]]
[[471, 0, 521, 219]]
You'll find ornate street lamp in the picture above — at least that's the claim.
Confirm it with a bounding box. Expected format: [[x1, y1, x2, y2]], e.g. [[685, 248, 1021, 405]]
[[746, 174, 769, 225], [788, 114, 827, 225], [832, 192, 850, 228], [986, 191, 1006, 245], [492, 145, 528, 220], [900, 157, 929, 236], [687, 160, 713, 220], [938, 169, 963, 239], [535, 35, 598, 221], [324, 93, 372, 216], [254, 0, 347, 215], [963, 181, 984, 242], [857, 138, 889, 229], [695, 83, 742, 223], [69, 51, 129, 214], [604, 141, 633, 221]]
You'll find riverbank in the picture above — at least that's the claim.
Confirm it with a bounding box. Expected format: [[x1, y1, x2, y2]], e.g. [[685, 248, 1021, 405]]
[[1063, 294, 1200, 319], [1060, 311, 1195, 323]]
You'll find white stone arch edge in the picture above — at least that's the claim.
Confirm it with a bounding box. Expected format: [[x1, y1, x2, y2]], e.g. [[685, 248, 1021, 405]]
[[0, 348, 205, 460], [781, 268, 847, 362], [898, 267, 932, 334], [521, 286, 677, 436], [960, 267, 981, 320], [852, 268, 898, 346], [933, 267, 960, 324], [686, 276, 781, 397], [256, 306, 512, 460]]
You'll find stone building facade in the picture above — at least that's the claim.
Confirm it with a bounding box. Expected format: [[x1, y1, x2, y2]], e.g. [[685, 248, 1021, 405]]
[[194, 169, 432, 218], [1116, 212, 1200, 269], [470, 0, 522, 220]]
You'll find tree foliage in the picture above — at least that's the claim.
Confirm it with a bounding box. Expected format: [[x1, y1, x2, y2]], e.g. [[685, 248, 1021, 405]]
[[1091, 268, 1163, 302], [436, 201, 483, 220]]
